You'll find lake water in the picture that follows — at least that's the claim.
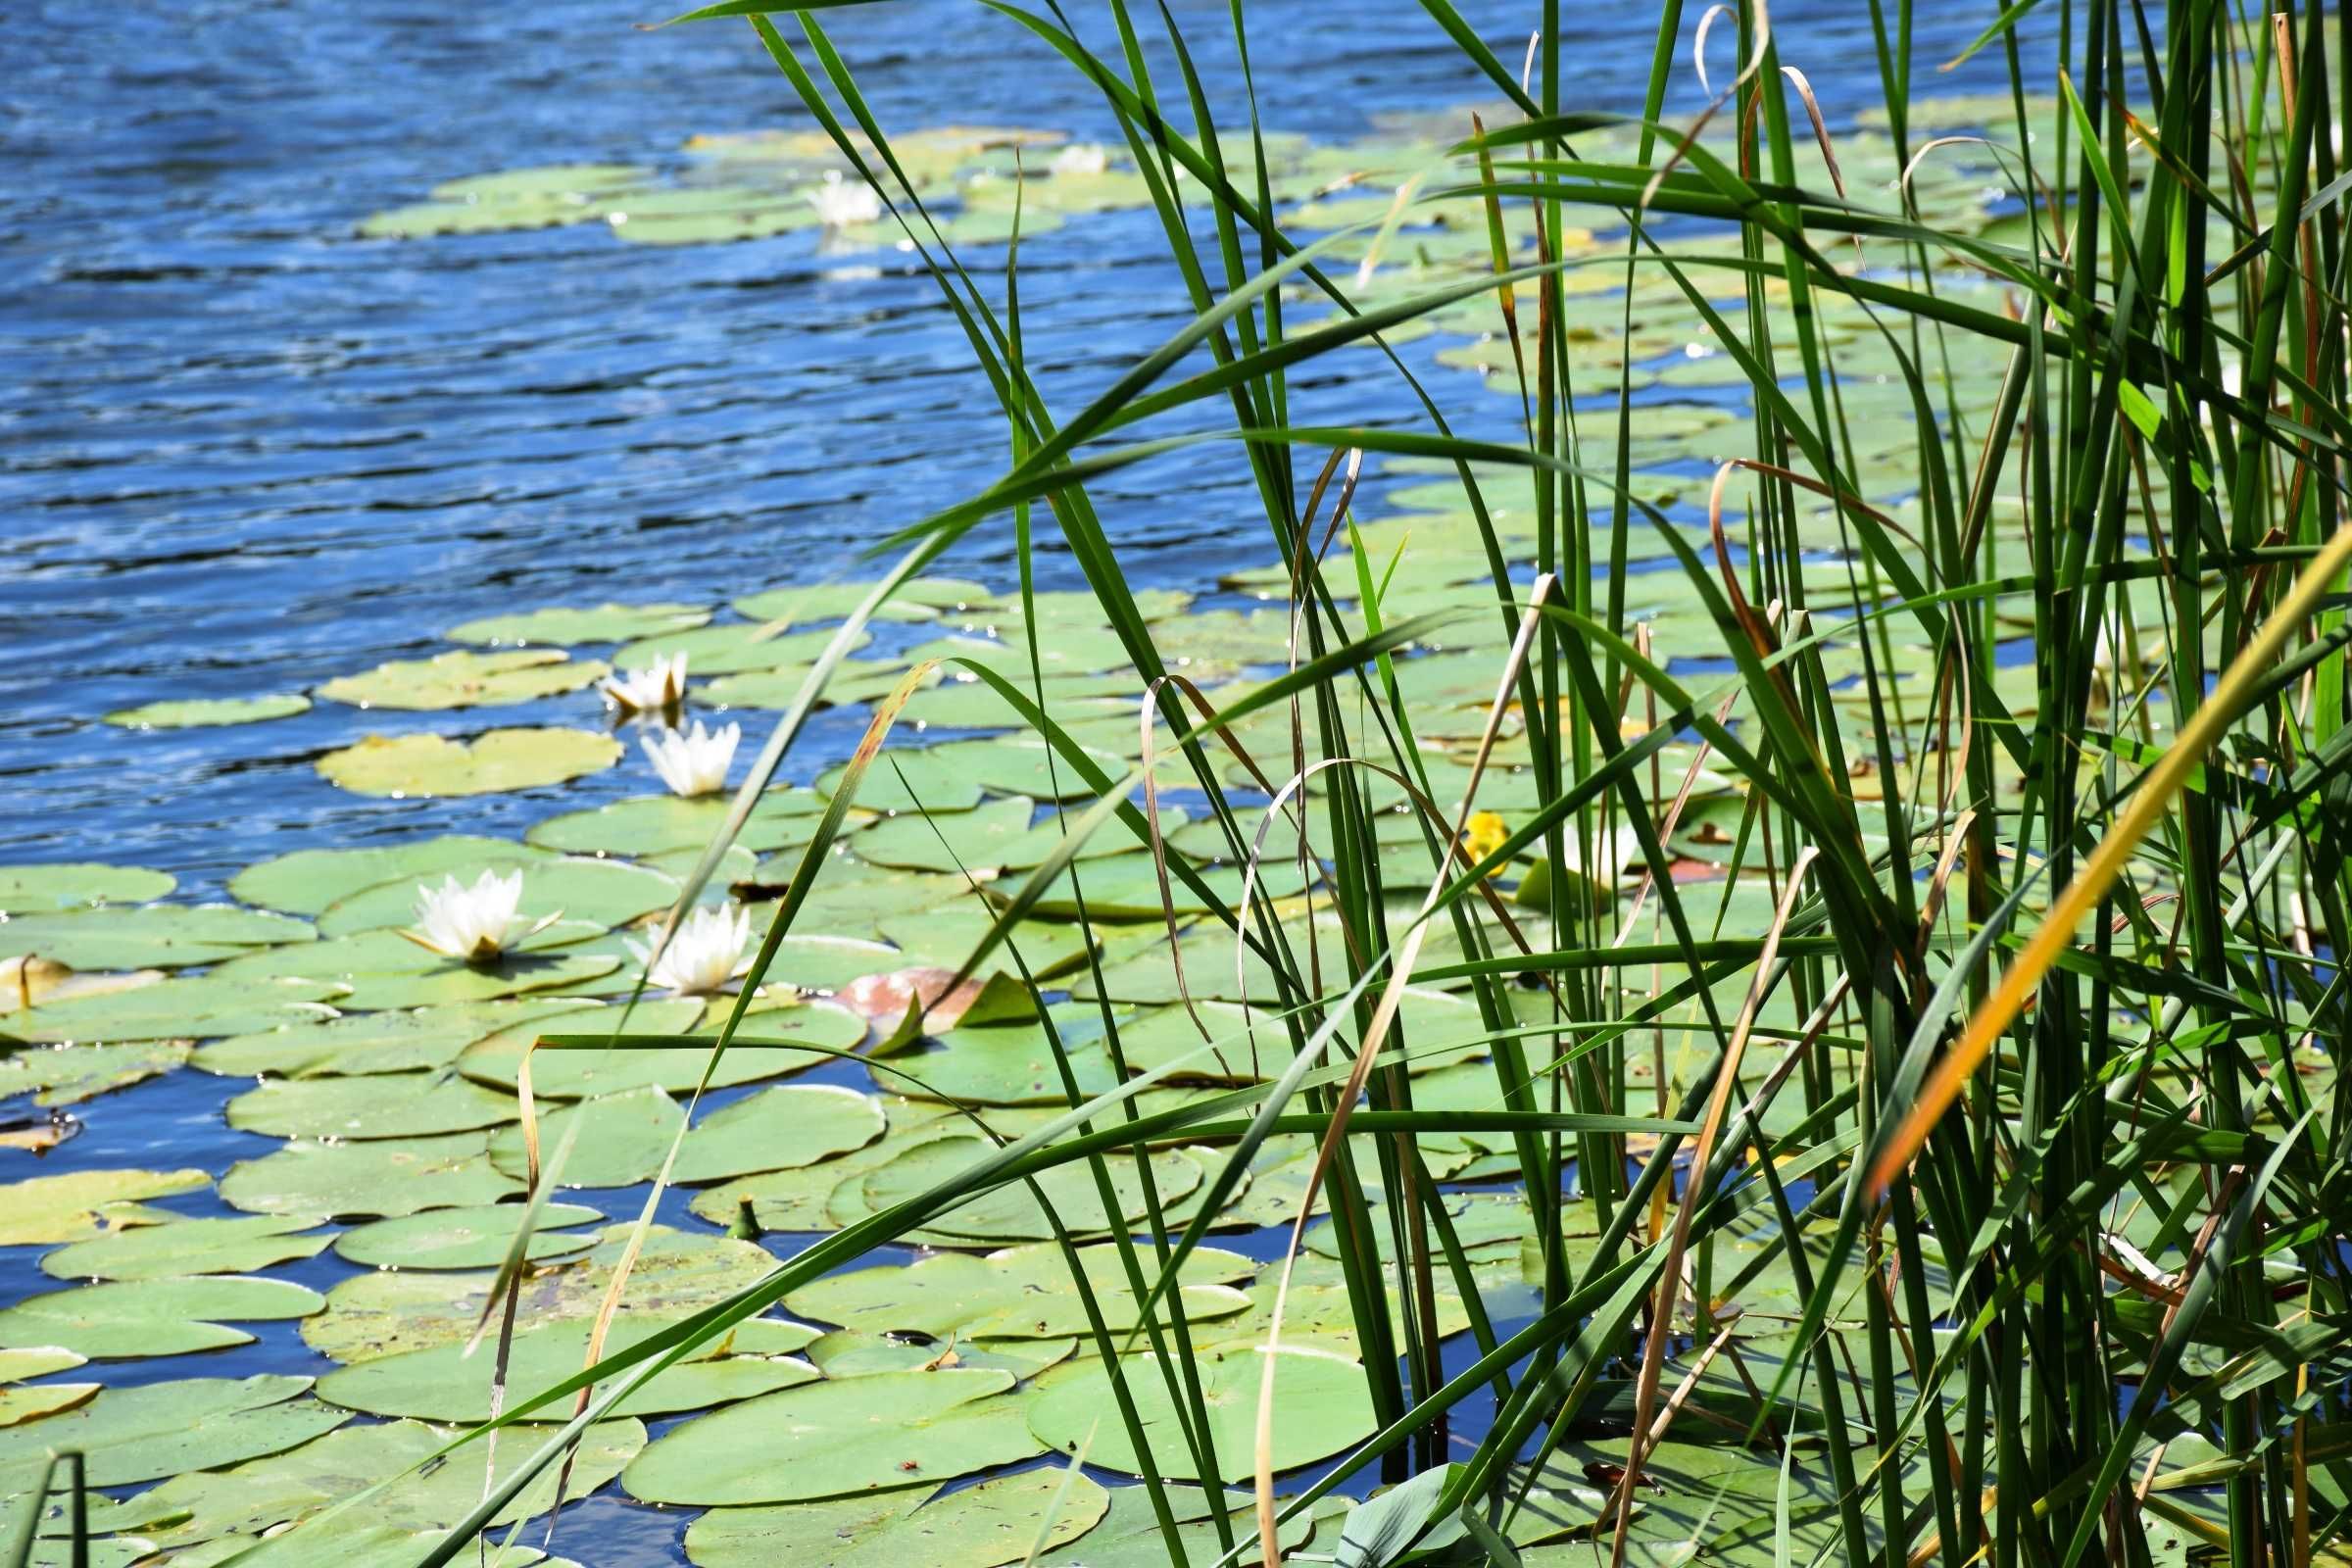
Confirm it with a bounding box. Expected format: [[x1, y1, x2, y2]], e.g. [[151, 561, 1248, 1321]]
[[4, 2, 2056, 1560]]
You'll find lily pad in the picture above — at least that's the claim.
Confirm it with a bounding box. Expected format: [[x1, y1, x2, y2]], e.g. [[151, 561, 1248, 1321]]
[[0, 905, 314, 971], [622, 1366, 1046, 1505], [857, 1136, 1203, 1244], [525, 790, 826, 858], [41, 1214, 333, 1282], [331, 1200, 603, 1269], [0, 1276, 324, 1360], [682, 1464, 1108, 1568], [0, 972, 343, 1045], [785, 1240, 1254, 1342], [195, 996, 606, 1077], [208, 929, 616, 1010], [315, 855, 678, 938], [614, 622, 863, 675], [0, 863, 176, 912], [231, 835, 558, 916], [227, 1070, 521, 1141], [815, 747, 985, 813], [803, 1331, 1074, 1381], [0, 1167, 208, 1246], [0, 1039, 193, 1105], [0, 1374, 347, 1487], [90, 1415, 643, 1550], [1028, 1338, 1376, 1482], [317, 728, 621, 797], [0, 1383, 98, 1430], [300, 1226, 772, 1362], [317, 648, 609, 710], [317, 1314, 814, 1423], [670, 1084, 885, 1184], [457, 995, 860, 1097], [220, 1131, 520, 1220], [103, 695, 311, 730], [846, 796, 1038, 872], [450, 602, 711, 647], [733, 576, 995, 625], [0, 1348, 88, 1385], [487, 1084, 683, 1188]]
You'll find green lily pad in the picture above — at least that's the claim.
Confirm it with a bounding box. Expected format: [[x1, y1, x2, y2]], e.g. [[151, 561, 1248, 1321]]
[[815, 747, 985, 813], [890, 1011, 1126, 1106], [230, 835, 559, 915], [760, 933, 900, 992], [220, 1131, 520, 1220], [300, 1225, 773, 1362], [0, 863, 176, 912], [103, 694, 311, 730], [0, 1039, 193, 1105], [671, 1084, 885, 1184], [0, 905, 314, 970], [1029, 1338, 1376, 1481], [195, 996, 606, 1077], [317, 1314, 814, 1423], [623, 1366, 1046, 1505], [1033, 1484, 1336, 1568], [457, 995, 860, 1097], [317, 728, 620, 797], [733, 576, 995, 625], [876, 905, 1094, 980], [0, 1384, 98, 1431], [0, 1374, 347, 1488], [208, 929, 617, 1010], [227, 1070, 520, 1140], [0, 1167, 208, 1246], [682, 1464, 1109, 1568], [803, 1331, 1074, 1381], [846, 796, 1037, 871], [315, 855, 678, 938], [450, 602, 711, 646], [0, 972, 343, 1045], [0, 1276, 324, 1360], [615, 622, 864, 675], [785, 1240, 1255, 1342], [932, 737, 1127, 802], [525, 790, 826, 858], [487, 1084, 683, 1188], [700, 661, 919, 710], [0, 1348, 88, 1385], [90, 1415, 643, 1550], [857, 1135, 1202, 1244], [41, 1214, 332, 1282], [317, 649, 609, 710], [331, 1200, 603, 1269]]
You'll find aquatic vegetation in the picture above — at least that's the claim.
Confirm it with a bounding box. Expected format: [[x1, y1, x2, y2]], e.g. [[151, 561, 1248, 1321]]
[[6, 1, 2351, 1564]]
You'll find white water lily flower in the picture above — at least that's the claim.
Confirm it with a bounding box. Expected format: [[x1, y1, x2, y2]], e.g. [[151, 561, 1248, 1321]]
[[409, 869, 537, 962], [627, 904, 753, 997], [600, 652, 687, 716], [809, 172, 882, 229], [1050, 143, 1108, 176], [642, 719, 740, 798]]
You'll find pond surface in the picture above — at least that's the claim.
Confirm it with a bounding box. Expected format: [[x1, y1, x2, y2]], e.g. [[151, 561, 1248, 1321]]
[[4, 2, 2061, 1562]]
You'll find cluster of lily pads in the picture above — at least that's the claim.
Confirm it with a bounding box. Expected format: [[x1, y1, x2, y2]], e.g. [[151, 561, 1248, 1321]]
[[0, 90, 2254, 1568]]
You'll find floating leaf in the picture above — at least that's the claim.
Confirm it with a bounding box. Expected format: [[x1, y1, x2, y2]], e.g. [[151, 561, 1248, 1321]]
[[856, 1137, 1204, 1245], [317, 728, 620, 797], [487, 1084, 682, 1188], [682, 1464, 1108, 1568], [1028, 1339, 1376, 1482], [815, 747, 985, 813], [804, 1331, 1073, 1381], [90, 1415, 643, 1550], [0, 863, 176, 913], [1030, 1484, 1334, 1568], [670, 1084, 885, 1184], [209, 929, 616, 1010], [220, 1131, 519, 1220], [525, 790, 826, 858], [195, 997, 605, 1078], [0, 972, 342, 1045], [622, 1367, 1045, 1505], [785, 1240, 1254, 1342], [449, 602, 710, 647], [0, 1040, 192, 1105], [315, 855, 677, 938], [103, 695, 310, 730], [0, 1276, 324, 1360], [614, 622, 863, 675], [331, 1200, 602, 1269], [0, 1384, 97, 1430], [733, 576, 994, 625], [0, 1167, 206, 1246], [231, 835, 558, 916], [318, 648, 609, 711], [318, 1314, 814, 1423], [0, 905, 314, 970], [300, 1225, 772, 1362], [847, 796, 1038, 872], [227, 1070, 520, 1141], [457, 995, 861, 1099], [0, 1374, 347, 1487], [41, 1214, 332, 1282]]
